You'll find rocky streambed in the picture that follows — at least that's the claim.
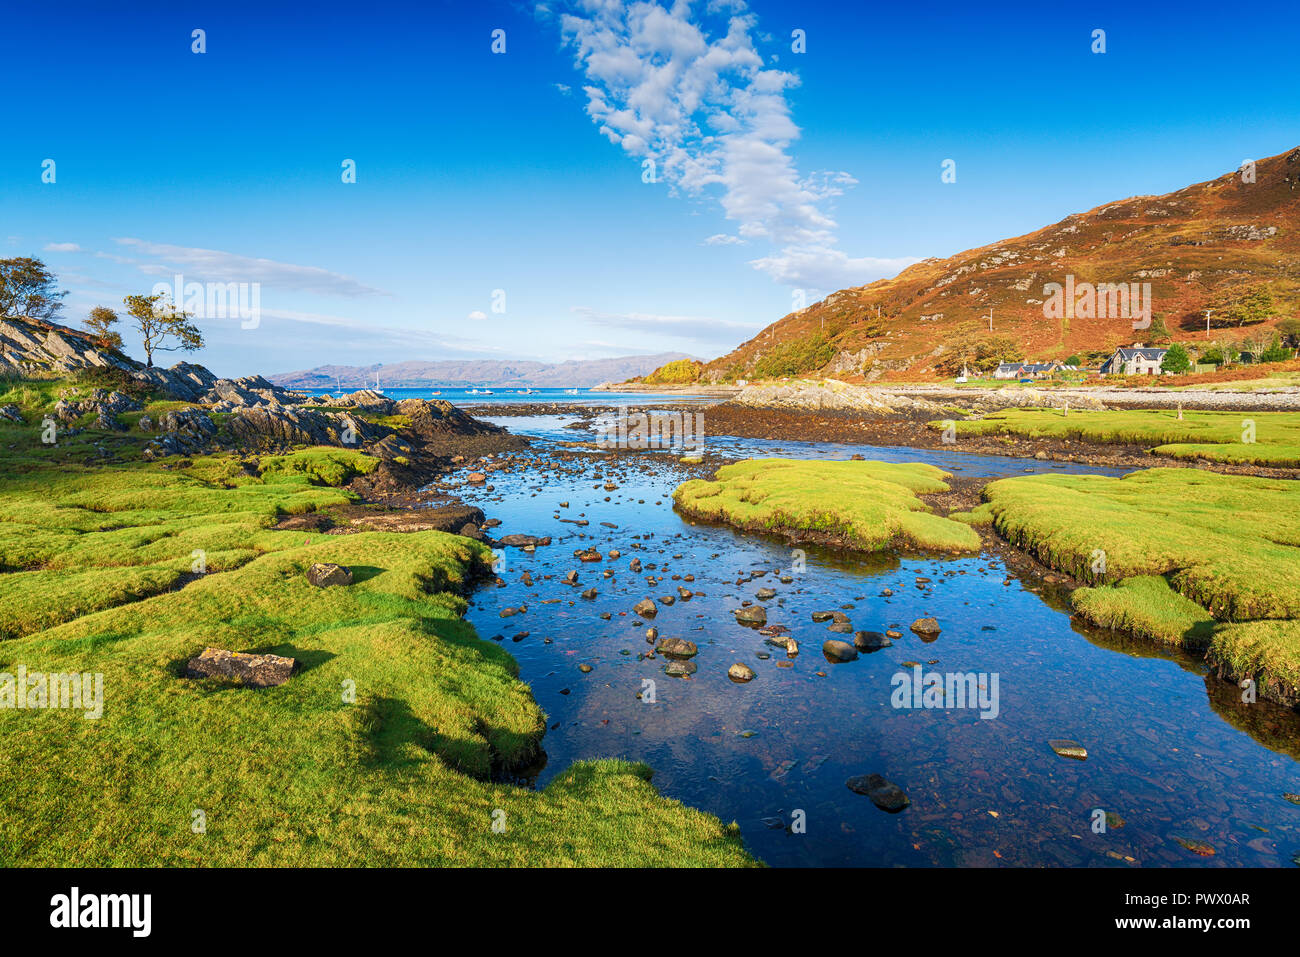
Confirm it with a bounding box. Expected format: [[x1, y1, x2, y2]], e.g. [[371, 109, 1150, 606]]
[[434, 421, 1300, 868]]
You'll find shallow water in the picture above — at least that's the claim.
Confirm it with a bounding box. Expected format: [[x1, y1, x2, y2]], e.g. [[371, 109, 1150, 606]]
[[452, 423, 1300, 867]]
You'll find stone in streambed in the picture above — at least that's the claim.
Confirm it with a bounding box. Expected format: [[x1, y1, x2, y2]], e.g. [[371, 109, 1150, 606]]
[[733, 605, 767, 627], [822, 640, 858, 663], [846, 773, 910, 812], [1049, 739, 1088, 761], [910, 617, 941, 637], [655, 637, 698, 659], [728, 663, 756, 683], [853, 630, 892, 651], [634, 598, 658, 619]]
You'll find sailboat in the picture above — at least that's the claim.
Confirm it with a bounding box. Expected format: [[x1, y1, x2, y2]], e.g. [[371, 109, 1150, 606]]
[[373, 371, 384, 395]]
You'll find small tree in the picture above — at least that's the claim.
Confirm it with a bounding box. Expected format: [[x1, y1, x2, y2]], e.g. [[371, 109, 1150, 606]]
[[1222, 287, 1276, 327], [1064, 354, 1082, 366], [84, 306, 123, 350], [0, 257, 67, 320], [1260, 332, 1290, 363], [1161, 342, 1191, 374], [123, 293, 203, 368]]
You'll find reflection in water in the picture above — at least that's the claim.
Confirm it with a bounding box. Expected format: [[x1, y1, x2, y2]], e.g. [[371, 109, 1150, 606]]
[[450, 422, 1300, 867]]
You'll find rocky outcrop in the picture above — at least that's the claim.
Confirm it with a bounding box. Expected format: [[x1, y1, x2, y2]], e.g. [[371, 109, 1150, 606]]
[[0, 318, 135, 377], [132, 362, 218, 402], [52, 388, 142, 431], [226, 406, 384, 450], [201, 375, 307, 410], [185, 648, 295, 687]]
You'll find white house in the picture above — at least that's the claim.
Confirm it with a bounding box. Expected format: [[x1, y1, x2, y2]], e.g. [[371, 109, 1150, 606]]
[[1099, 345, 1168, 375]]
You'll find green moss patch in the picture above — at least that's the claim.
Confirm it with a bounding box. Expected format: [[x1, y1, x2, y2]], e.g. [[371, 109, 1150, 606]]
[[934, 407, 1300, 467], [673, 458, 980, 553]]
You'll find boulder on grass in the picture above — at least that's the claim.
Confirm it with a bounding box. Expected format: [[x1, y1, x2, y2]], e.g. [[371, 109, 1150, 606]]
[[186, 648, 295, 688], [307, 562, 353, 587]]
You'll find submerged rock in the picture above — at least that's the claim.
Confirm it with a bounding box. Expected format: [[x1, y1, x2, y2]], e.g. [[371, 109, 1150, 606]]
[[1049, 739, 1088, 761], [734, 606, 767, 627], [822, 640, 858, 663], [853, 630, 892, 651], [846, 773, 910, 812]]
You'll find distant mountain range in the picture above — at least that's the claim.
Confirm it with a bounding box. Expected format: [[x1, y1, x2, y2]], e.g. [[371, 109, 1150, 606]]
[[267, 353, 699, 389]]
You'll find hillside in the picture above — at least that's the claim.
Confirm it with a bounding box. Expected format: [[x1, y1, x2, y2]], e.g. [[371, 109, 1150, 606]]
[[703, 146, 1300, 383], [270, 353, 698, 390]]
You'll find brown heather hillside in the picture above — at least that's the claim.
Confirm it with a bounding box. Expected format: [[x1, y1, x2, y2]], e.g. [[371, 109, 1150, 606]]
[[703, 146, 1300, 383]]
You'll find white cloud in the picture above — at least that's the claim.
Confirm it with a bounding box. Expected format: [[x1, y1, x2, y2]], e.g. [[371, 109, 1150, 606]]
[[552, 1, 906, 290], [703, 233, 745, 246], [572, 305, 759, 341], [43, 242, 81, 252], [110, 238, 390, 298], [468, 310, 488, 320]]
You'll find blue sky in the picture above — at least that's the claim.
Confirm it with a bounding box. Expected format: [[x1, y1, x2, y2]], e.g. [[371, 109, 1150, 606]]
[[2, 0, 1297, 376]]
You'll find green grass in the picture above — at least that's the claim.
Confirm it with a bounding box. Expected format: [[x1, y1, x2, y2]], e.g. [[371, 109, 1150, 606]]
[[983, 469, 1300, 699], [673, 458, 980, 553], [982, 468, 1300, 618], [0, 412, 755, 866], [932, 407, 1300, 466]]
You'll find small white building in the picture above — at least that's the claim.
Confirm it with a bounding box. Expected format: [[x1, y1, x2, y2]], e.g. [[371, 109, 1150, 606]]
[[1099, 345, 1168, 375]]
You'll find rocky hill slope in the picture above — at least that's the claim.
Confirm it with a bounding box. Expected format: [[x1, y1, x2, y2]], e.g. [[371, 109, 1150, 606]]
[[703, 146, 1300, 383]]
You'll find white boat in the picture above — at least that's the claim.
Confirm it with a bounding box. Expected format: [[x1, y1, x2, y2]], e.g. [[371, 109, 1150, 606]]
[[373, 371, 384, 394], [565, 388, 580, 395]]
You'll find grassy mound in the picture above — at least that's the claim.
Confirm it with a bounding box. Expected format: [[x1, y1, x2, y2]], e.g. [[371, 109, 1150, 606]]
[[982, 468, 1300, 701], [933, 408, 1300, 466], [673, 458, 980, 553], [982, 468, 1300, 619], [0, 433, 755, 866]]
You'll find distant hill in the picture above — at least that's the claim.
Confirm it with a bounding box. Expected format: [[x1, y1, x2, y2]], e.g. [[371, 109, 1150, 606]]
[[703, 145, 1300, 382], [268, 353, 699, 390]]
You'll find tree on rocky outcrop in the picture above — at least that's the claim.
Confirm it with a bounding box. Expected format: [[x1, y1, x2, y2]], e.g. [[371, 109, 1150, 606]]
[[0, 257, 67, 321], [123, 293, 204, 367], [84, 306, 123, 350]]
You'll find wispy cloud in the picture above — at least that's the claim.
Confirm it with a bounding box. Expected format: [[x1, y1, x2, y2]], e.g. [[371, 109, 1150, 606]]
[[111, 238, 390, 298], [551, 0, 915, 292], [258, 308, 501, 355], [43, 242, 81, 253], [572, 305, 758, 342]]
